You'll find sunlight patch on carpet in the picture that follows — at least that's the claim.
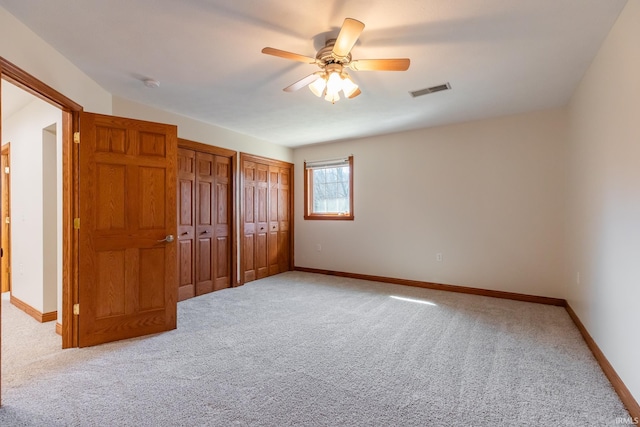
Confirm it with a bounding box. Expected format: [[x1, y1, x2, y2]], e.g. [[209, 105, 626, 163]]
[[390, 295, 437, 306]]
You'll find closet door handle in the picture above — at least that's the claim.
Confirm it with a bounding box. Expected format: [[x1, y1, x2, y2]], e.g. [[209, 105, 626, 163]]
[[158, 235, 174, 243]]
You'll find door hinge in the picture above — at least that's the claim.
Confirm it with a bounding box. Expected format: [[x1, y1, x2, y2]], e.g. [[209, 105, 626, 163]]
[[73, 304, 80, 315], [4, 166, 8, 174], [74, 132, 80, 144], [5, 217, 9, 224], [73, 218, 80, 229]]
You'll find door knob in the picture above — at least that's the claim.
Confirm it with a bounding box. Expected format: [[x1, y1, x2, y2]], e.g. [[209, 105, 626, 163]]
[[158, 235, 174, 243]]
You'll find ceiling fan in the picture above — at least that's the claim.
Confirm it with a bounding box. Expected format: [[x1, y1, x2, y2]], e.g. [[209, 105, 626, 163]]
[[261, 18, 410, 103]]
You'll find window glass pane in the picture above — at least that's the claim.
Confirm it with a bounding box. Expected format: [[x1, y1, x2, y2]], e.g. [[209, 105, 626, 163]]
[[311, 165, 349, 214]]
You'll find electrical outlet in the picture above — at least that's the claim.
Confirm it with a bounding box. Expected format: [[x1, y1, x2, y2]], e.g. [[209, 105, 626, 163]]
[[436, 253, 443, 262], [316, 244, 322, 252]]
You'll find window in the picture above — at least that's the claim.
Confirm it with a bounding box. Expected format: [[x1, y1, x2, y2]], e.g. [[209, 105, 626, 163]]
[[304, 156, 354, 220]]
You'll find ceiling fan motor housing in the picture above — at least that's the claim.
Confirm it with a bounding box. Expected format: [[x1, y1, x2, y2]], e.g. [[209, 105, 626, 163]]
[[318, 39, 352, 65]]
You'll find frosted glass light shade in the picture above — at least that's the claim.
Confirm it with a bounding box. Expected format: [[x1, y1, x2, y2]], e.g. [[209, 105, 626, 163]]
[[326, 72, 342, 96], [341, 75, 359, 98], [309, 77, 326, 97], [325, 92, 340, 103]]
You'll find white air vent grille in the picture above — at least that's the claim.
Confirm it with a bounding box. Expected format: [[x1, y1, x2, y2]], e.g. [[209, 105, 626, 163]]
[[410, 83, 451, 98]]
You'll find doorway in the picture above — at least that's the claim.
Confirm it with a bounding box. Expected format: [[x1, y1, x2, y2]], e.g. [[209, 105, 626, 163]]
[[1, 80, 62, 328], [0, 56, 81, 357]]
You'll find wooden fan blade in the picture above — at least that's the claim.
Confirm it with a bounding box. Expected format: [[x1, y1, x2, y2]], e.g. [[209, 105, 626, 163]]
[[283, 73, 321, 92], [348, 88, 362, 99], [262, 47, 317, 64], [332, 18, 365, 59], [349, 58, 410, 71]]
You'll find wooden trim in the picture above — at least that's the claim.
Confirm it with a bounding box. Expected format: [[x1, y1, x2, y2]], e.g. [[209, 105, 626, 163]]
[[1, 57, 3, 405], [55, 322, 63, 336], [1, 56, 83, 349], [236, 151, 244, 287], [303, 214, 355, 221], [9, 295, 57, 323], [240, 153, 293, 168], [178, 138, 236, 158], [304, 156, 354, 220], [1, 143, 11, 293], [303, 160, 309, 220], [566, 304, 640, 420], [231, 151, 239, 287], [289, 162, 295, 273], [41, 311, 57, 322], [0, 56, 82, 112], [62, 110, 78, 348], [294, 266, 567, 306]]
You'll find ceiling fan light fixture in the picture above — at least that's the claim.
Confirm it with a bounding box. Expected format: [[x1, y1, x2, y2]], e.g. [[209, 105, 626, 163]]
[[325, 91, 340, 104], [341, 74, 359, 98], [326, 71, 343, 96], [309, 75, 326, 97], [262, 17, 410, 104]]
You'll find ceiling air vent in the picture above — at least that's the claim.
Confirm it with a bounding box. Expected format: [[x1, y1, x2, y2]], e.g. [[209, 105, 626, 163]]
[[410, 82, 451, 98]]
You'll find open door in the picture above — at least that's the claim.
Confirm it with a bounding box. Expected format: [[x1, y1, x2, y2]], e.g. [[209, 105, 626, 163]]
[[1, 144, 10, 293], [78, 112, 177, 347]]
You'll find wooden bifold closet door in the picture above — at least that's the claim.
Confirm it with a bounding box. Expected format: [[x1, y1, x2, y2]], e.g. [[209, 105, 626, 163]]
[[241, 153, 293, 284], [177, 141, 234, 301]]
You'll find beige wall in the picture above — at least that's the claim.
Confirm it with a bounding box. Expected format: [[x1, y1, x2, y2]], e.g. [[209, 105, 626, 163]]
[[294, 108, 568, 298], [566, 0, 640, 402]]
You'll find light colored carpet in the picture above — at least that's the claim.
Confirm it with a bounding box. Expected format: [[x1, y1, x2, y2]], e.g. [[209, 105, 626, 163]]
[[0, 272, 630, 426]]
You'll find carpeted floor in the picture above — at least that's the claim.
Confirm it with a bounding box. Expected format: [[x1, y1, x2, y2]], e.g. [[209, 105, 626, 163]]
[[0, 272, 630, 426]]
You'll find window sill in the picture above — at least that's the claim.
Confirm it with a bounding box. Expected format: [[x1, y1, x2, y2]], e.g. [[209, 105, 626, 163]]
[[304, 214, 354, 221]]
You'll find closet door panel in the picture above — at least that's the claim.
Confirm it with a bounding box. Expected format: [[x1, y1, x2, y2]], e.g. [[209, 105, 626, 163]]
[[242, 160, 257, 282], [278, 167, 291, 271], [268, 166, 280, 275], [177, 148, 195, 301], [214, 156, 231, 290], [195, 152, 214, 295], [255, 163, 269, 279]]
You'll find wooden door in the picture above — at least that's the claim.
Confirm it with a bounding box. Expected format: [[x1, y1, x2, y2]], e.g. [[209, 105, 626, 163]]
[[278, 166, 291, 272], [268, 165, 280, 275], [195, 152, 215, 295], [212, 155, 231, 290], [255, 163, 269, 279], [1, 144, 10, 293], [242, 159, 269, 282], [177, 148, 195, 301], [78, 112, 177, 347], [242, 160, 257, 282]]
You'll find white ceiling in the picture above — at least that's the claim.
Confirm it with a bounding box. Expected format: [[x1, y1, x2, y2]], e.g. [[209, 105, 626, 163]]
[[0, 0, 627, 147]]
